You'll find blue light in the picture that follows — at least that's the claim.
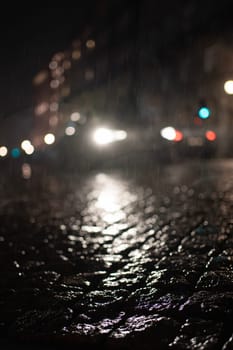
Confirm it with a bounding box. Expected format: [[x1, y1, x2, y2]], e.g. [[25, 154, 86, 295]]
[[198, 107, 210, 119], [11, 148, 21, 158]]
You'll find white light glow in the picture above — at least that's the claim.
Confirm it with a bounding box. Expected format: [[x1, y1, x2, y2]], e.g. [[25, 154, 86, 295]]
[[70, 112, 81, 122], [24, 145, 35, 155], [160, 127, 176, 141], [44, 133, 55, 145], [21, 140, 31, 151], [65, 126, 76, 136], [115, 130, 127, 141], [224, 80, 233, 95], [93, 128, 127, 145], [0, 146, 8, 157], [93, 128, 115, 145]]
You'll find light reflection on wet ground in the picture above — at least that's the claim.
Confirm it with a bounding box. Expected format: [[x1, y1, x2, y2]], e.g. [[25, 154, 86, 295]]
[[0, 159, 233, 349]]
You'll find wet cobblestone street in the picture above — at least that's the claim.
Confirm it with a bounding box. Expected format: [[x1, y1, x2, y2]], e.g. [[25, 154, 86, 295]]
[[0, 160, 233, 349]]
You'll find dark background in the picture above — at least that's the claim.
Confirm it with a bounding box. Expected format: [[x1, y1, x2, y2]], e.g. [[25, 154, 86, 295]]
[[0, 1, 233, 118]]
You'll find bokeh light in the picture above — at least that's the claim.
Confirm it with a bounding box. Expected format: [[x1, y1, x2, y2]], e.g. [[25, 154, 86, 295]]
[[93, 128, 127, 145], [174, 130, 183, 142], [160, 127, 176, 141], [44, 133, 55, 145], [33, 70, 48, 86], [86, 39, 96, 49], [205, 130, 217, 141], [49, 61, 58, 70], [11, 148, 20, 158], [224, 80, 233, 95], [24, 145, 35, 155], [93, 128, 115, 145], [115, 130, 127, 141], [70, 112, 81, 122], [21, 140, 31, 151], [50, 80, 60, 89], [72, 50, 81, 60], [65, 126, 76, 136], [22, 163, 32, 179], [198, 107, 210, 119], [49, 102, 59, 112], [0, 146, 8, 157], [49, 115, 59, 127], [35, 102, 49, 116]]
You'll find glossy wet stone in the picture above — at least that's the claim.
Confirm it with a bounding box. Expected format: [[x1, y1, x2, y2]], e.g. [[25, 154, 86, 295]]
[[0, 161, 233, 349]]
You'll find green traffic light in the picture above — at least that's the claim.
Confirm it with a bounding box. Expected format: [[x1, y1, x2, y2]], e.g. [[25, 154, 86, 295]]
[[198, 107, 210, 119]]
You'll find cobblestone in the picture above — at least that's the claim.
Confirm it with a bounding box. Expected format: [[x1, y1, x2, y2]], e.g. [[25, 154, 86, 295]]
[[0, 161, 233, 349]]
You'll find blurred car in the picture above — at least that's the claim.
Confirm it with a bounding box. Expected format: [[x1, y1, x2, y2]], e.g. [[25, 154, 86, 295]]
[[160, 126, 217, 159]]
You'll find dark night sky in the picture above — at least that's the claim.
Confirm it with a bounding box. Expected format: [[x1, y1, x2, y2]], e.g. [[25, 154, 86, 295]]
[[0, 1, 233, 119]]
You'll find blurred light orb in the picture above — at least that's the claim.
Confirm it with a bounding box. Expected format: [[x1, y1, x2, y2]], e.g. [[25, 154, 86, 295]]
[[224, 80, 233, 95], [49, 102, 59, 112], [49, 115, 59, 127], [63, 60, 71, 70], [50, 79, 60, 89], [22, 163, 32, 179], [0, 146, 8, 157], [11, 148, 20, 158], [206, 130, 217, 141], [174, 130, 183, 142], [70, 112, 81, 122], [21, 140, 31, 151], [35, 102, 49, 116], [33, 70, 48, 86], [160, 127, 176, 141], [86, 39, 95, 49], [53, 67, 64, 77], [94, 128, 115, 145], [44, 133, 55, 145], [72, 50, 81, 60], [198, 107, 210, 119], [65, 126, 76, 136], [49, 61, 58, 70], [115, 130, 127, 140], [25, 145, 35, 155]]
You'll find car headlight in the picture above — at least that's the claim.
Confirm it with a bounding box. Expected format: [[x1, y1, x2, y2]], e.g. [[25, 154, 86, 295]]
[[93, 128, 127, 145]]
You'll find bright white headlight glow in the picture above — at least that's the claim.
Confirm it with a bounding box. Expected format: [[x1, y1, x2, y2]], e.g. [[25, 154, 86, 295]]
[[93, 128, 115, 145], [115, 130, 127, 140], [160, 127, 176, 141], [93, 128, 127, 145]]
